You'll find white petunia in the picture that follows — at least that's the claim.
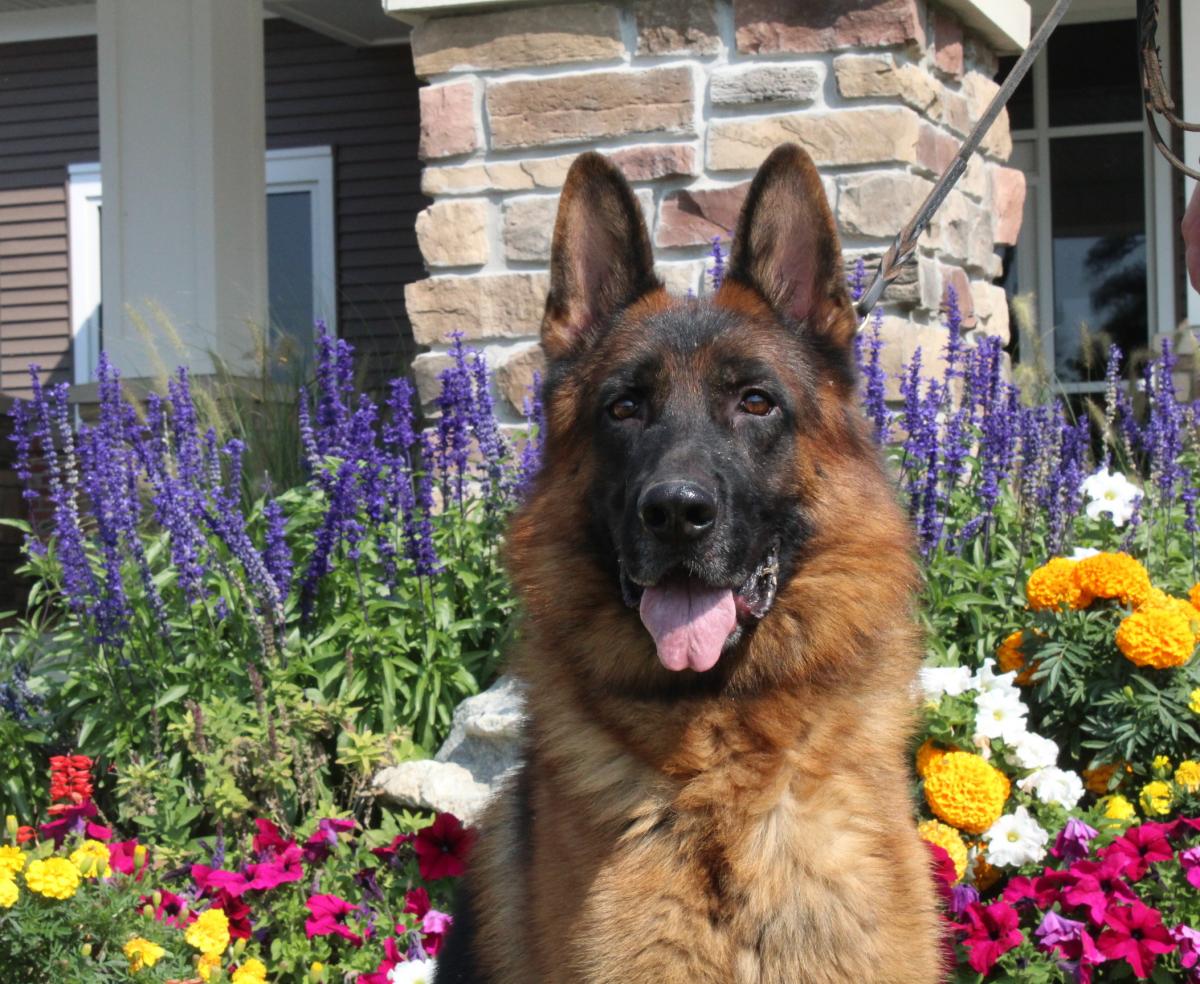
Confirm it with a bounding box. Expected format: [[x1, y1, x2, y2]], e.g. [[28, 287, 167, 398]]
[[1080, 468, 1142, 527], [1009, 730, 1060, 771], [1069, 547, 1100, 561], [1018, 767, 1085, 810], [973, 659, 1020, 697], [919, 665, 974, 699], [984, 806, 1049, 867], [973, 687, 1029, 745], [388, 959, 438, 984]]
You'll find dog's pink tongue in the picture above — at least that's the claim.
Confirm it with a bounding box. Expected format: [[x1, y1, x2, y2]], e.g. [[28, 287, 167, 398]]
[[639, 582, 736, 672]]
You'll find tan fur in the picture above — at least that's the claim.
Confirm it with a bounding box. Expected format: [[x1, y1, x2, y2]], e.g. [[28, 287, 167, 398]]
[[459, 148, 942, 984]]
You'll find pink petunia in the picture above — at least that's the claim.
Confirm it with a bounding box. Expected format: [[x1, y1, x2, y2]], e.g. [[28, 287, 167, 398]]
[[1174, 925, 1200, 970], [1097, 900, 1175, 978], [414, 813, 474, 881], [108, 839, 146, 879], [191, 863, 252, 897], [39, 799, 111, 846], [252, 818, 293, 857], [956, 901, 1023, 976], [305, 893, 365, 947], [1180, 846, 1200, 890], [139, 889, 194, 927], [1061, 858, 1139, 925], [1101, 823, 1174, 881], [303, 817, 357, 864], [244, 843, 304, 892]]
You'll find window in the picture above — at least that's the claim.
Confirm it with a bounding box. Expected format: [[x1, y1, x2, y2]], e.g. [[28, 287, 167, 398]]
[[1001, 19, 1176, 393], [67, 146, 336, 383]]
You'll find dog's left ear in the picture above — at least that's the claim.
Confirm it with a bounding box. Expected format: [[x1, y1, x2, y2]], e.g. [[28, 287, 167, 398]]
[[541, 152, 660, 361], [723, 144, 853, 350]]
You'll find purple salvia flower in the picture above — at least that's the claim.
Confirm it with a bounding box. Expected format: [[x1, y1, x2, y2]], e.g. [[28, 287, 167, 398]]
[[858, 309, 890, 444], [516, 372, 545, 499], [7, 398, 38, 505], [1102, 344, 1122, 469], [298, 386, 317, 470], [413, 431, 442, 577], [941, 285, 964, 381], [709, 237, 726, 292], [849, 256, 866, 303], [469, 348, 508, 498], [261, 497, 292, 603]]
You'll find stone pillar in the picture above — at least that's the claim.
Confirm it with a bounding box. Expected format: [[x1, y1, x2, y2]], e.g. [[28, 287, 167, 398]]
[[97, 0, 267, 378], [396, 0, 1028, 413]]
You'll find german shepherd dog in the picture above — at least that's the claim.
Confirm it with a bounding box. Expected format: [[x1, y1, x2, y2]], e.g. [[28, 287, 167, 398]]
[[435, 144, 942, 984]]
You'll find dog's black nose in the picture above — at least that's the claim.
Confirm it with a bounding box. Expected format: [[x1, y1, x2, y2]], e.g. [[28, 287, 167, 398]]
[[638, 481, 717, 545]]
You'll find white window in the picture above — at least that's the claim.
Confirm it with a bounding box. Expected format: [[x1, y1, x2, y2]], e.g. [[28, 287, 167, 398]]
[[1001, 17, 1178, 395], [67, 146, 336, 383]]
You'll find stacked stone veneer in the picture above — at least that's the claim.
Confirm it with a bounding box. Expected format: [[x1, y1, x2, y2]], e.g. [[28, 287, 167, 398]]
[[405, 0, 1026, 415]]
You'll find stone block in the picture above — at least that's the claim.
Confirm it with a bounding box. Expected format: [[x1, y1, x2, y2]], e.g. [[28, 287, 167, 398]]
[[503, 189, 654, 262], [734, 0, 924, 55], [415, 199, 489, 268], [608, 144, 699, 182], [487, 66, 696, 150], [844, 250, 922, 309], [406, 273, 550, 345], [836, 172, 933, 239], [971, 280, 1010, 346], [832, 54, 939, 113], [412, 4, 623, 75], [494, 343, 547, 414], [964, 70, 1012, 159], [659, 260, 706, 296], [926, 188, 972, 263], [656, 183, 749, 248], [932, 7, 964, 78], [991, 166, 1026, 246], [874, 316, 950, 400], [412, 351, 455, 405], [939, 264, 977, 327], [709, 64, 821, 108], [634, 0, 720, 55], [916, 123, 957, 177], [708, 106, 922, 172], [419, 82, 479, 160]]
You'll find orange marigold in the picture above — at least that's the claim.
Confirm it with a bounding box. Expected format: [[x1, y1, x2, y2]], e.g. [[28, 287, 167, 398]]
[[1083, 762, 1121, 795], [1073, 552, 1152, 608], [996, 629, 1042, 685], [1190, 583, 1200, 612], [1026, 558, 1091, 611], [973, 852, 1003, 892], [923, 751, 1010, 835], [1116, 604, 1197, 670], [915, 740, 947, 779]]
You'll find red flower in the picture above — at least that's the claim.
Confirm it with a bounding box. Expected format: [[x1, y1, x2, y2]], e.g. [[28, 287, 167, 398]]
[[49, 754, 94, 803], [1061, 858, 1139, 925], [414, 813, 473, 881], [213, 889, 254, 940], [252, 818, 292, 857], [370, 833, 413, 866], [108, 839, 146, 879], [245, 843, 304, 892], [1003, 869, 1073, 910], [956, 901, 1023, 976], [925, 843, 956, 905], [1097, 900, 1175, 978], [15, 826, 35, 844], [139, 889, 194, 927], [1101, 823, 1174, 881], [39, 799, 110, 846], [305, 893, 365, 947]]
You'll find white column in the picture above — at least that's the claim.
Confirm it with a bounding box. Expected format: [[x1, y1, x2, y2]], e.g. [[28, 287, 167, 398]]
[[97, 0, 267, 378], [1183, 0, 1200, 327]]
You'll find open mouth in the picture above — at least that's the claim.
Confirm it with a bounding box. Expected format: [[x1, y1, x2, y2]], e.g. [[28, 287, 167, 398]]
[[619, 544, 780, 673]]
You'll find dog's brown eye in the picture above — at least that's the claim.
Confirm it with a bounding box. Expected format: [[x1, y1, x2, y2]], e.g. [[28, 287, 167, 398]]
[[610, 397, 639, 421], [739, 391, 774, 416]]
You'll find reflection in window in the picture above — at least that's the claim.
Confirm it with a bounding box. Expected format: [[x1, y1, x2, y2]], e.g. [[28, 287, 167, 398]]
[[267, 190, 315, 375]]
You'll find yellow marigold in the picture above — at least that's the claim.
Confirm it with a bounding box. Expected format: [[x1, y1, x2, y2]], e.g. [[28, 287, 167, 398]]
[[1175, 760, 1200, 792], [231, 957, 269, 984], [915, 740, 947, 779], [923, 751, 1010, 835], [185, 907, 231, 957], [1191, 689, 1200, 714], [1116, 605, 1197, 669], [70, 839, 112, 879], [1073, 552, 1152, 607], [24, 856, 80, 900], [0, 877, 17, 909], [1140, 780, 1173, 816], [197, 951, 221, 982], [0, 845, 26, 879], [918, 820, 967, 881], [1104, 794, 1137, 821], [1026, 558, 1092, 611], [1153, 755, 1173, 773], [124, 937, 166, 972]]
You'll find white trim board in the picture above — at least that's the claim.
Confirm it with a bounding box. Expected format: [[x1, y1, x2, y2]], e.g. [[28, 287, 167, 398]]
[[0, 5, 95, 43]]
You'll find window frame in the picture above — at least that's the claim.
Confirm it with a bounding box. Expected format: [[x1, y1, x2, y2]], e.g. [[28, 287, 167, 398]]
[[66, 145, 337, 384]]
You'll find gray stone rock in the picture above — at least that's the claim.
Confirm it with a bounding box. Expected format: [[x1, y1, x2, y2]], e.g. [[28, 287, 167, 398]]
[[373, 760, 494, 826], [710, 65, 821, 108]]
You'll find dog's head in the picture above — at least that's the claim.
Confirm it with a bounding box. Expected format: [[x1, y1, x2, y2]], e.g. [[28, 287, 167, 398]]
[[509, 144, 911, 694]]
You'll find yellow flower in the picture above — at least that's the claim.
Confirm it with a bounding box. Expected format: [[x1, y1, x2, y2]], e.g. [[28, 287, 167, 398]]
[[1104, 794, 1137, 820], [197, 951, 221, 982], [1191, 689, 1200, 714], [1153, 755, 1173, 773], [918, 820, 967, 881], [1026, 558, 1092, 611], [1140, 780, 1173, 816], [923, 751, 1010, 834], [0, 845, 26, 879], [24, 857, 80, 900], [70, 839, 112, 879], [1190, 583, 1200, 612], [186, 907, 231, 957], [124, 937, 166, 972], [1175, 760, 1200, 792], [1073, 552, 1152, 607], [0, 877, 17, 909], [1116, 604, 1197, 669], [915, 740, 947, 779], [231, 957, 268, 984]]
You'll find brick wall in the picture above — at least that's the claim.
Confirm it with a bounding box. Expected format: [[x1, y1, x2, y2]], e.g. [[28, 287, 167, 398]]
[[404, 0, 1026, 416]]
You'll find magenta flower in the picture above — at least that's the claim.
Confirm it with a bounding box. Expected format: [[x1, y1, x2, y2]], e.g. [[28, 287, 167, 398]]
[[303, 817, 357, 864], [108, 839, 146, 879], [305, 893, 365, 947], [1101, 823, 1174, 881], [252, 818, 292, 857], [1180, 846, 1200, 890], [414, 812, 474, 881], [1003, 870, 1072, 910], [191, 863, 251, 897], [1061, 858, 1139, 925], [1036, 910, 1103, 966], [39, 800, 111, 846], [356, 935, 404, 984], [957, 901, 1023, 975], [244, 844, 304, 892], [1052, 818, 1100, 864], [370, 833, 413, 866], [1098, 901, 1175, 977], [1174, 925, 1200, 970]]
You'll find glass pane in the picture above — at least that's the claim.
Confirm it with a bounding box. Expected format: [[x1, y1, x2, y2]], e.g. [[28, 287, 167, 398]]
[[1047, 20, 1141, 127], [267, 191, 314, 374], [1049, 132, 1146, 383], [998, 55, 1034, 131]]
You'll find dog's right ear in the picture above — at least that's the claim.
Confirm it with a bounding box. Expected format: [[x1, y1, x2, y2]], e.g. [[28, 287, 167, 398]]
[[541, 152, 660, 361]]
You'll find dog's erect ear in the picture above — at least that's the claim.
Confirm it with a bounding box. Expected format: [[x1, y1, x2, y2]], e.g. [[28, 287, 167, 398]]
[[542, 152, 660, 361], [723, 144, 853, 349]]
